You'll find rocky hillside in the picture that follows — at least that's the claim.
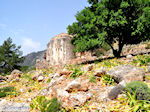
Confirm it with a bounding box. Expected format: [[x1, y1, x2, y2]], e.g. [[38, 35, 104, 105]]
[[0, 42, 150, 112], [22, 50, 46, 66], [0, 53, 150, 112]]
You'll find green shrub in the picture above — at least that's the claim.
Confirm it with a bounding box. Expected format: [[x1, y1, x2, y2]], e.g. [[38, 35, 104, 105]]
[[125, 81, 150, 101], [125, 91, 150, 112], [125, 81, 150, 111], [70, 68, 83, 79], [132, 55, 150, 66], [101, 75, 115, 85], [0, 86, 17, 98], [30, 96, 61, 112]]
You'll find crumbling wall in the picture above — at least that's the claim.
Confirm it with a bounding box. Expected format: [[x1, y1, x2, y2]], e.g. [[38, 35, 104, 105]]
[[46, 33, 75, 66]]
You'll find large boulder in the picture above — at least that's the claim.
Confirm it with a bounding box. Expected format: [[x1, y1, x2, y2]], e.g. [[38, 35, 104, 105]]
[[107, 65, 145, 83], [102, 65, 146, 100]]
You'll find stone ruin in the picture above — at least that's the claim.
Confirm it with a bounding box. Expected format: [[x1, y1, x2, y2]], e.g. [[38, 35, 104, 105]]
[[36, 33, 75, 69], [36, 33, 98, 69]]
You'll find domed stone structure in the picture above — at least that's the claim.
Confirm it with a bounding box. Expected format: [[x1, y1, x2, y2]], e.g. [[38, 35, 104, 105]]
[[46, 33, 75, 65]]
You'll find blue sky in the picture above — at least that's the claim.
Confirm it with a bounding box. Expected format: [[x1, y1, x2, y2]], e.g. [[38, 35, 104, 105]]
[[0, 0, 88, 55]]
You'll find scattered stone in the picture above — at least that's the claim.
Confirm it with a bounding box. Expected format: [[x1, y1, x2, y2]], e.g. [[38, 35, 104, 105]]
[[8, 69, 22, 81], [61, 92, 93, 108], [107, 65, 145, 83], [126, 54, 133, 59], [65, 78, 89, 93], [48, 76, 66, 87], [94, 67, 107, 77], [59, 70, 72, 76], [0, 76, 7, 82], [57, 89, 70, 99], [31, 70, 44, 81], [81, 64, 94, 72], [65, 79, 81, 93], [0, 100, 30, 112], [108, 85, 124, 100], [37, 75, 44, 82], [48, 73, 60, 79], [11, 69, 23, 77]]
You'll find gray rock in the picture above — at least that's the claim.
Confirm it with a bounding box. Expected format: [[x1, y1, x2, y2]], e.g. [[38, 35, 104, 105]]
[[107, 65, 145, 83], [126, 54, 133, 59], [108, 84, 124, 100], [65, 79, 81, 92], [48, 75, 66, 87], [94, 67, 107, 77], [0, 100, 30, 112]]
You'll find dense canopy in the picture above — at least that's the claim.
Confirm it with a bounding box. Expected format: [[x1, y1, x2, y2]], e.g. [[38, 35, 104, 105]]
[[68, 0, 150, 57]]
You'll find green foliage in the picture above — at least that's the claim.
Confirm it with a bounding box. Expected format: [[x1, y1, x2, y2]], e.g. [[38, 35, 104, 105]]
[[125, 91, 150, 112], [132, 55, 150, 66], [101, 74, 115, 85], [68, 0, 150, 57], [0, 38, 24, 75], [0, 86, 17, 98], [70, 67, 83, 79], [30, 96, 61, 112], [125, 81, 150, 111], [20, 66, 30, 72], [125, 81, 150, 101]]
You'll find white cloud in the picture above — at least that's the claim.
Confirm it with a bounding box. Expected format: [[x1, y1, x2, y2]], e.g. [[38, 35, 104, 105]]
[[21, 37, 41, 55]]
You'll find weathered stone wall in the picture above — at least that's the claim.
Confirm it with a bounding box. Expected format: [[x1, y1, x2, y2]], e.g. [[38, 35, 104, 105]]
[[46, 33, 75, 66]]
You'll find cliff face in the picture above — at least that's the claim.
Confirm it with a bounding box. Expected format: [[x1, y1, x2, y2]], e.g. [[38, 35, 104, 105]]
[[22, 50, 46, 66]]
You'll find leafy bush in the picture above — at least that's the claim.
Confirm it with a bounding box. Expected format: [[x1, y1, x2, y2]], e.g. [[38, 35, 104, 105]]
[[125, 81, 150, 101], [70, 68, 83, 79], [101, 75, 115, 85], [125, 91, 150, 112], [132, 55, 150, 66], [30, 96, 61, 112], [0, 86, 17, 98], [125, 81, 150, 111]]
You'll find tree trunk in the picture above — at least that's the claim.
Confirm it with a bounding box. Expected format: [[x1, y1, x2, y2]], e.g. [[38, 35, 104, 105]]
[[112, 42, 124, 58]]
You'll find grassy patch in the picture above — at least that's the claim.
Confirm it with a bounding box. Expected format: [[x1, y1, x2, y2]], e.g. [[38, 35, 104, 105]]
[[101, 74, 116, 85], [70, 67, 84, 79], [30, 96, 62, 112], [132, 55, 150, 66], [0, 86, 18, 98]]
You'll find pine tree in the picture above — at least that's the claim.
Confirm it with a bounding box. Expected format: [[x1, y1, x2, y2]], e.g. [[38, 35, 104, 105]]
[[0, 38, 24, 74]]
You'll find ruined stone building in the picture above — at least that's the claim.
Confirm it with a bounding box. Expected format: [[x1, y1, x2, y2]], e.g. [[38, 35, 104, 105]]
[[46, 33, 75, 65], [36, 33, 75, 69]]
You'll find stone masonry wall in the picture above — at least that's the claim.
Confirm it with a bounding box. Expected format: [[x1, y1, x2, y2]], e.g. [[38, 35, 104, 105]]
[[46, 33, 75, 66]]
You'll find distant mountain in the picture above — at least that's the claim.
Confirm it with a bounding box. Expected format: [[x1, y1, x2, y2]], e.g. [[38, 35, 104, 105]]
[[22, 50, 46, 66]]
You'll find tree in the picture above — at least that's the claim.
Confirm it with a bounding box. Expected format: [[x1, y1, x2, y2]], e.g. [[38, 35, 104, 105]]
[[0, 38, 24, 74], [67, 0, 150, 57]]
